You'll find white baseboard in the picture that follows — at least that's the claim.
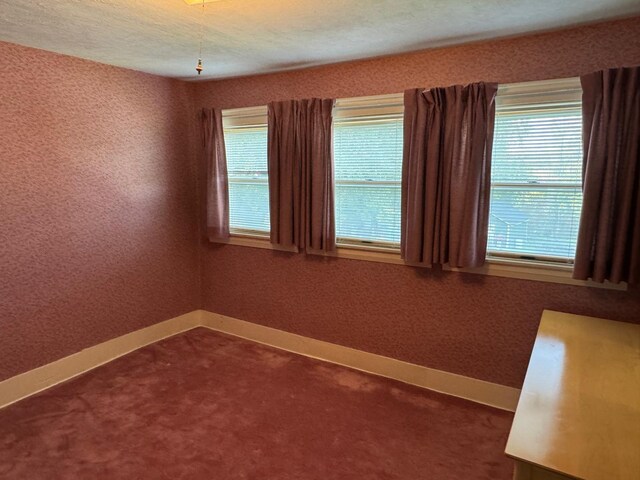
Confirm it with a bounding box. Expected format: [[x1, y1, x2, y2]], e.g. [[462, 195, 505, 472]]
[[199, 311, 520, 411], [0, 311, 200, 409], [0, 309, 520, 412]]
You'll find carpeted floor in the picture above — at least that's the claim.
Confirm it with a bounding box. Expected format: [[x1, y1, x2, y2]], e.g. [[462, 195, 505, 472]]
[[0, 328, 514, 479]]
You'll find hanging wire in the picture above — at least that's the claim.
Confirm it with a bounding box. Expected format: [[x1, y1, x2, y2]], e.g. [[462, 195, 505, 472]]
[[196, 0, 204, 75]]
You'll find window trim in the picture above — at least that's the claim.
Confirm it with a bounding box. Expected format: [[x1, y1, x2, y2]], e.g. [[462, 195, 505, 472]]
[[333, 93, 404, 120], [219, 232, 297, 253], [495, 77, 582, 110], [443, 259, 626, 291], [229, 227, 271, 238], [223, 105, 271, 237], [335, 237, 400, 252], [216, 234, 626, 290], [212, 83, 626, 290], [222, 105, 268, 129], [333, 93, 404, 248], [488, 77, 584, 265]]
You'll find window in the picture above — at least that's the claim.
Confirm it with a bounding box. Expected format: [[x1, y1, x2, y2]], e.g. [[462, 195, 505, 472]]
[[333, 94, 404, 249], [488, 78, 583, 264], [222, 106, 270, 236]]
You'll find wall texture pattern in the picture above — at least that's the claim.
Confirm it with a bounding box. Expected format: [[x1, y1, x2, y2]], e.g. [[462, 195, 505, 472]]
[[0, 42, 199, 381], [192, 17, 640, 388], [1, 18, 639, 388]]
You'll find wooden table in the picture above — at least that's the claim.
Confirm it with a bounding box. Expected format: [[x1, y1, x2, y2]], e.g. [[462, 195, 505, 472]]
[[506, 310, 640, 480]]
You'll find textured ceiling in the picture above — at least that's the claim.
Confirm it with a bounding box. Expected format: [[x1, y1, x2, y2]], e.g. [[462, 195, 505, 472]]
[[1, 0, 639, 80]]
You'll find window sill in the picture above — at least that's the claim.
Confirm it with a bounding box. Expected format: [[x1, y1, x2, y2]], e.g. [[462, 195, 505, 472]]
[[215, 235, 627, 290], [444, 258, 627, 291], [330, 245, 404, 265], [215, 233, 298, 253]]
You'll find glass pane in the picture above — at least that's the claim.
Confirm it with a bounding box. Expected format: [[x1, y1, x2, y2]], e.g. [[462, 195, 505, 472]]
[[492, 108, 583, 185], [228, 181, 270, 232], [224, 127, 269, 232], [488, 186, 582, 259], [335, 184, 401, 244], [334, 119, 403, 244], [225, 128, 268, 180], [334, 120, 403, 182], [488, 102, 583, 260]]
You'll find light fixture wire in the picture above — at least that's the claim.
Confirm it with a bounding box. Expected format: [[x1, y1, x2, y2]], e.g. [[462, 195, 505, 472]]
[[196, 0, 205, 75]]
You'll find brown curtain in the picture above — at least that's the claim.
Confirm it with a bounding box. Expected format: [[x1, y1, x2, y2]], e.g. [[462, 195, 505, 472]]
[[573, 66, 640, 284], [202, 108, 230, 241], [268, 98, 335, 252], [401, 83, 497, 268]]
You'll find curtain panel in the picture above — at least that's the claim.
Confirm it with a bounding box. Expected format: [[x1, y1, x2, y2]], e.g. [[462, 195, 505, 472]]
[[202, 108, 230, 241], [573, 66, 640, 284], [401, 82, 498, 268], [268, 98, 335, 253]]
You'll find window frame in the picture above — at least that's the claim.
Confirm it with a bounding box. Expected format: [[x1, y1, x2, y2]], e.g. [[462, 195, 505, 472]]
[[486, 77, 584, 266], [216, 88, 624, 290], [222, 105, 270, 238], [332, 93, 404, 251]]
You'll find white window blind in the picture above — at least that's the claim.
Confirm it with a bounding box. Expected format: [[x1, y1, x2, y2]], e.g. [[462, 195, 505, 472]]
[[488, 78, 583, 263], [222, 106, 270, 236], [333, 94, 404, 249]]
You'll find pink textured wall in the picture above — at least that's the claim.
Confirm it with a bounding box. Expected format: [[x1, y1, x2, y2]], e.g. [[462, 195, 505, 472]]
[[192, 17, 640, 388], [0, 42, 199, 381], [2, 18, 639, 389]]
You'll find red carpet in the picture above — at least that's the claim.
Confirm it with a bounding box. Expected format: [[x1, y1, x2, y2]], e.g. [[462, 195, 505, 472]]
[[0, 328, 514, 479]]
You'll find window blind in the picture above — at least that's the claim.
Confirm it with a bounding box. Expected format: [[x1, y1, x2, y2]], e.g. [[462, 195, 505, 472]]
[[333, 95, 404, 248], [223, 106, 270, 235], [488, 78, 583, 262]]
